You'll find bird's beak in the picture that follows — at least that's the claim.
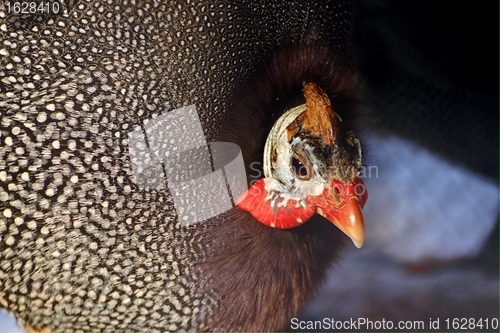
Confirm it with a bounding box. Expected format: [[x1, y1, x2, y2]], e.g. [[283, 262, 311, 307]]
[[309, 178, 367, 248]]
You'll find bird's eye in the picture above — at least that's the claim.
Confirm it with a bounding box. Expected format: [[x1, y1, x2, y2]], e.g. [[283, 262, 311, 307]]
[[291, 156, 310, 179]]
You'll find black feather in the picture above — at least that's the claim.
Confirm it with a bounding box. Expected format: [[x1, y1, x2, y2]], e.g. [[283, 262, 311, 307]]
[[193, 44, 362, 331]]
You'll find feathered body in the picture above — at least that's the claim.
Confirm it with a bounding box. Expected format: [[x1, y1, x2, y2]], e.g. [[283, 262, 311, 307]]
[[198, 45, 361, 331], [0, 1, 360, 331]]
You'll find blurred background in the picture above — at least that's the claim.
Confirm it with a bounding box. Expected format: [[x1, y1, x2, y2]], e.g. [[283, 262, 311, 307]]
[[296, 1, 499, 331], [1, 0, 498, 332]]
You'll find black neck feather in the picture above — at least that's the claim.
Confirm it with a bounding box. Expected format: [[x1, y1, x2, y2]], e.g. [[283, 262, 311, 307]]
[[194, 44, 360, 331]]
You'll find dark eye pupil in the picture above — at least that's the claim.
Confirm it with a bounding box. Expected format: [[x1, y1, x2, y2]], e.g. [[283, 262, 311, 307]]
[[291, 157, 309, 179]]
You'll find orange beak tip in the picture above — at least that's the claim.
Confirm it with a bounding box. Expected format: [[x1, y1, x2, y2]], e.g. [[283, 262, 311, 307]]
[[352, 236, 364, 249], [317, 197, 365, 249]]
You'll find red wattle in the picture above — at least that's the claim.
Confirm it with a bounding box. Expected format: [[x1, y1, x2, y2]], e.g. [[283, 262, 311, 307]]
[[237, 179, 317, 229]]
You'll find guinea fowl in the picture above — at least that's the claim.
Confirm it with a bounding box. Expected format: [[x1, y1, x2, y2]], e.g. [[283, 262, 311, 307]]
[[202, 61, 366, 330], [0, 1, 365, 332], [235, 82, 366, 242]]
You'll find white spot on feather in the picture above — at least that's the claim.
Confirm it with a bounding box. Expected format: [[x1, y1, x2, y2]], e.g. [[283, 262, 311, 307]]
[[3, 208, 12, 218]]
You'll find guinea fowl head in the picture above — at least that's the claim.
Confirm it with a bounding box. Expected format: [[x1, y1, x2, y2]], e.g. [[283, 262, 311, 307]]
[[237, 82, 367, 247], [199, 45, 368, 331]]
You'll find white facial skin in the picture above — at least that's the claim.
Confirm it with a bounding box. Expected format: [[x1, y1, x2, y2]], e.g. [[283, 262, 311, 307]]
[[263, 104, 327, 202]]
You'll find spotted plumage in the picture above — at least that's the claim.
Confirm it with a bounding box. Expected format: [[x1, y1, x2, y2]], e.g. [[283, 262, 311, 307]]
[[0, 1, 355, 331]]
